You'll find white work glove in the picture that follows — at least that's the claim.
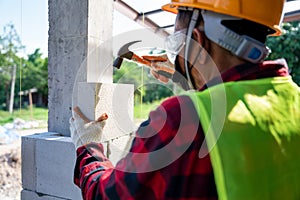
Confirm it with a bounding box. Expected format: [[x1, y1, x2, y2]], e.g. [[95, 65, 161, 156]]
[[69, 106, 108, 149]]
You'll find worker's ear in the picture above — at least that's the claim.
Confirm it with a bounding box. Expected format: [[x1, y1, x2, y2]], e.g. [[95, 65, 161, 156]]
[[189, 27, 207, 64], [191, 27, 210, 65], [192, 27, 205, 46]]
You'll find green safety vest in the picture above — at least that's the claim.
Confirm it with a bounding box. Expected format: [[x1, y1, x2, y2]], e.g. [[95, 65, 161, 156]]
[[188, 76, 300, 200]]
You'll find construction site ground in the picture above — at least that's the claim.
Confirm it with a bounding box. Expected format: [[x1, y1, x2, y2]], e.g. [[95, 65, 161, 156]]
[[0, 128, 47, 200]]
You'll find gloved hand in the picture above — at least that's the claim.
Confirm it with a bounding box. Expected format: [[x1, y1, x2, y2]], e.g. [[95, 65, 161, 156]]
[[69, 106, 108, 149], [149, 55, 175, 84]]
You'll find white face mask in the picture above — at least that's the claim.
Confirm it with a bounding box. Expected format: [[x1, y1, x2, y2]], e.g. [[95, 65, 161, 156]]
[[164, 28, 187, 64]]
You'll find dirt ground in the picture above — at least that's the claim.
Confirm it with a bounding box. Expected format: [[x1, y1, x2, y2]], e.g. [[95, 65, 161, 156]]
[[0, 128, 47, 200], [0, 141, 21, 200]]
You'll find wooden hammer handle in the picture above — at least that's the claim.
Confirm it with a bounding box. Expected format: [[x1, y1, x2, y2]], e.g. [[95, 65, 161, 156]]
[[131, 54, 151, 66]]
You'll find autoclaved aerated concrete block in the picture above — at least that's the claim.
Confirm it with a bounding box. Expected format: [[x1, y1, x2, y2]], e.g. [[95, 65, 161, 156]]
[[96, 83, 135, 142], [35, 134, 82, 199], [22, 132, 82, 200], [107, 134, 135, 165], [22, 135, 37, 191], [21, 189, 66, 200], [22, 132, 59, 191], [76, 82, 134, 142]]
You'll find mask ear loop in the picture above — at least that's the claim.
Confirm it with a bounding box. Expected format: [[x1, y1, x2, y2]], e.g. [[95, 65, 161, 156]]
[[184, 9, 200, 90]]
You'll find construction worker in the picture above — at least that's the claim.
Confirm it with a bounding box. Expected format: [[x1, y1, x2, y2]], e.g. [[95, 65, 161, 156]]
[[70, 0, 300, 199]]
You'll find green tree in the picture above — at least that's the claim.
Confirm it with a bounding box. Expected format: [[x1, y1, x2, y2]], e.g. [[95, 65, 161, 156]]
[[11, 49, 48, 108], [0, 23, 48, 110], [19, 49, 48, 98], [113, 60, 176, 104], [113, 60, 141, 86], [0, 23, 24, 110], [267, 21, 300, 85], [142, 83, 173, 103], [113, 60, 147, 103]]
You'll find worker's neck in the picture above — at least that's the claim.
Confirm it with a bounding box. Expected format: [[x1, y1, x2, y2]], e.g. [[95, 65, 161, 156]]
[[213, 47, 246, 74]]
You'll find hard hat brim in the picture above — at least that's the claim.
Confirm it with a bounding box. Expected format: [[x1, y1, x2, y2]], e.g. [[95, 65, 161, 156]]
[[162, 4, 178, 14]]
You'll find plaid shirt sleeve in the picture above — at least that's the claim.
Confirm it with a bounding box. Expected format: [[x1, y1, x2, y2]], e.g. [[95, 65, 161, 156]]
[[74, 95, 217, 200]]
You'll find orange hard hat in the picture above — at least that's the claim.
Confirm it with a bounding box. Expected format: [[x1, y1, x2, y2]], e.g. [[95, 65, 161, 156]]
[[162, 0, 285, 36]]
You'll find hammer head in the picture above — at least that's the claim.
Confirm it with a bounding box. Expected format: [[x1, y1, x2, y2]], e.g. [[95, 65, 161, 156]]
[[113, 40, 141, 69]]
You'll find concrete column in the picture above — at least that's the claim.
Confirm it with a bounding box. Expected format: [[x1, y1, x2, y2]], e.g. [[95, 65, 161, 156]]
[[48, 0, 113, 136]]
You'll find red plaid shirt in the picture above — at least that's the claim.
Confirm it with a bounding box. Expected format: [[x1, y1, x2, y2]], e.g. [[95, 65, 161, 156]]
[[74, 59, 290, 200]]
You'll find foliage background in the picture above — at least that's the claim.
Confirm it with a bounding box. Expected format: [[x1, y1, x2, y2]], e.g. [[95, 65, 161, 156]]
[[0, 24, 48, 110], [267, 21, 300, 85]]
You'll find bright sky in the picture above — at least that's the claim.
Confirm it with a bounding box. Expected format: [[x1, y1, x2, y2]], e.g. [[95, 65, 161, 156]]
[[0, 0, 172, 58], [0, 0, 48, 57]]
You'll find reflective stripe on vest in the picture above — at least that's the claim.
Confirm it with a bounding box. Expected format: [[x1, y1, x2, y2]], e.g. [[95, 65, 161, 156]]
[[188, 76, 300, 200]]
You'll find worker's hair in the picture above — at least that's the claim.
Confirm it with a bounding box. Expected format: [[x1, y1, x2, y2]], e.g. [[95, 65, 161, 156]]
[[177, 9, 272, 43], [176, 9, 202, 29]]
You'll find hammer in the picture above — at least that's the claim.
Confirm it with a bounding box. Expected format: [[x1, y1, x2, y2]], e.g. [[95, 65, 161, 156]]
[[113, 41, 174, 78]]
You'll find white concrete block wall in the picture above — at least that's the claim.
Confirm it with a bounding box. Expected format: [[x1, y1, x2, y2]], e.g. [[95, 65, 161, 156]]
[[35, 136, 82, 199], [22, 133, 82, 200], [96, 83, 135, 142], [21, 132, 136, 199], [108, 134, 135, 166], [21, 135, 37, 191], [76, 82, 134, 140], [77, 82, 98, 121], [22, 132, 62, 192]]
